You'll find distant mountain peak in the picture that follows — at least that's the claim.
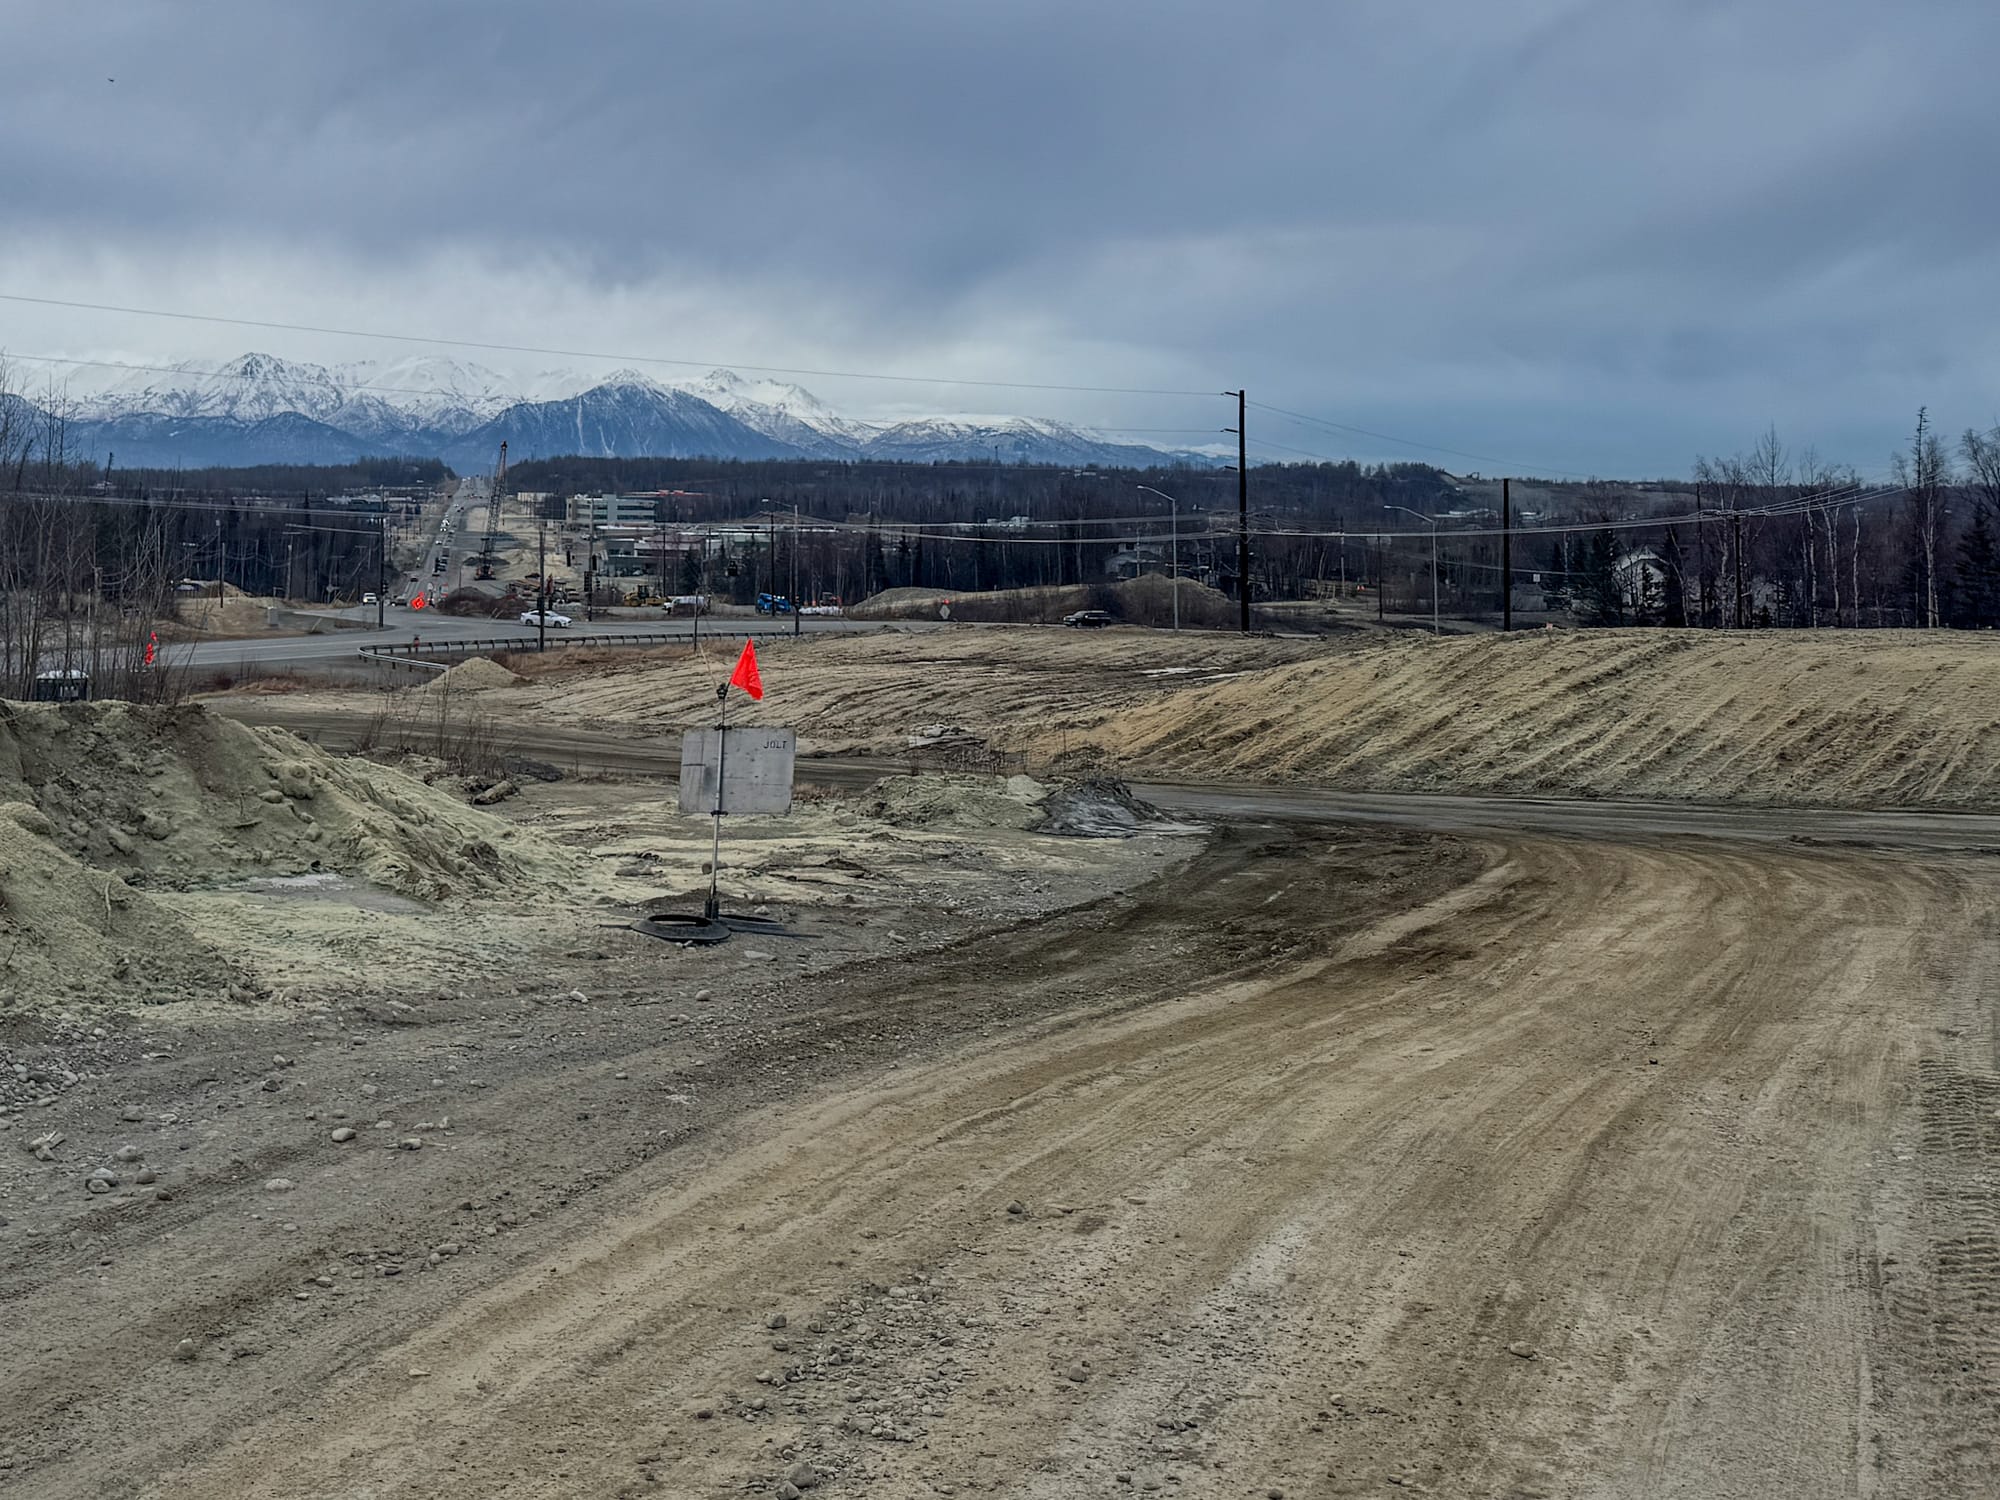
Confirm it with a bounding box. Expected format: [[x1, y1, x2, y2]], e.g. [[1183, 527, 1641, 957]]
[[50, 351, 1205, 469]]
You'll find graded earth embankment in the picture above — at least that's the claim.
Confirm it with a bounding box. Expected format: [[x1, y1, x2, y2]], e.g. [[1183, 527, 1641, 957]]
[[1078, 628, 2000, 808], [482, 628, 1325, 749]]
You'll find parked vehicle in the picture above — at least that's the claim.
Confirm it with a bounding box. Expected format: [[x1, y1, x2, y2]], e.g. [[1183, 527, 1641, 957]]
[[1062, 609, 1114, 628], [519, 609, 572, 627]]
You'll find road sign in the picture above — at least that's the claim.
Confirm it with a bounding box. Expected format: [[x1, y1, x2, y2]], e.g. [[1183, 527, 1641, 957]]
[[678, 727, 796, 816]]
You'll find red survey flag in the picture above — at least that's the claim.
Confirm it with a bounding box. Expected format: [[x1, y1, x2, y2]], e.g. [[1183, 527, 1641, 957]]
[[729, 638, 764, 700]]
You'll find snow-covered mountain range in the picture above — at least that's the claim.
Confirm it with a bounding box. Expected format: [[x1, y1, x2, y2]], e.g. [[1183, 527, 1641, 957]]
[[51, 353, 1192, 470]]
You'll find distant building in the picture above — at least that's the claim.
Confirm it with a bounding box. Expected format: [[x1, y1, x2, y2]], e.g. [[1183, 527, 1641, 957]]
[[566, 494, 664, 527], [1106, 542, 1171, 579]]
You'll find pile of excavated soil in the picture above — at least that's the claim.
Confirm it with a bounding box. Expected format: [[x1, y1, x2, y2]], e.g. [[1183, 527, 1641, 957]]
[[427, 657, 524, 693], [0, 699, 544, 1008], [162, 591, 290, 639], [1077, 629, 2000, 808], [1037, 777, 1203, 838], [848, 574, 1241, 628], [866, 773, 1049, 830], [0, 801, 256, 1009], [0, 700, 532, 900]]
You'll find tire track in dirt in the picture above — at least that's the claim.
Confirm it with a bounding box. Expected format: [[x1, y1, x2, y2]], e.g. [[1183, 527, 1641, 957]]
[[152, 836, 1995, 1499]]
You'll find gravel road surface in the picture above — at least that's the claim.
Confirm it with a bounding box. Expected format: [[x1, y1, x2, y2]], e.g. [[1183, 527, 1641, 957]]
[[3, 781, 1994, 1497]]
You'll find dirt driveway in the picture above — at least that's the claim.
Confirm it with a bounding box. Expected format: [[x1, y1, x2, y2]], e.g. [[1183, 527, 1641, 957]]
[[4, 813, 1996, 1498]]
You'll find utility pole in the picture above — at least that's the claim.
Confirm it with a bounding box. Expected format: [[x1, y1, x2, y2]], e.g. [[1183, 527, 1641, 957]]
[[792, 502, 801, 638], [1224, 390, 1249, 632], [585, 511, 596, 623], [537, 517, 547, 652], [375, 511, 386, 629], [1136, 484, 1184, 631], [1732, 511, 1745, 628], [656, 501, 670, 605], [1501, 477, 1512, 631]]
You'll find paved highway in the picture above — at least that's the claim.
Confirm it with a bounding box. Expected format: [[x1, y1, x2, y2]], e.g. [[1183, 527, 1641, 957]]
[[170, 609, 917, 670]]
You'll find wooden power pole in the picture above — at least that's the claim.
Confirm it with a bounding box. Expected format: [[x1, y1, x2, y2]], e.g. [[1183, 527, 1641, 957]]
[[1501, 477, 1512, 632], [1732, 512, 1745, 628], [1226, 389, 1249, 632]]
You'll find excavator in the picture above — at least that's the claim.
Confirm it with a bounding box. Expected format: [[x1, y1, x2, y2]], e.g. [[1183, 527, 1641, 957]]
[[474, 440, 507, 581]]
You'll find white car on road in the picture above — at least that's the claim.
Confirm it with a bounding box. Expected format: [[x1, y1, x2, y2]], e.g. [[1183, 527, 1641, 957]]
[[519, 609, 572, 628]]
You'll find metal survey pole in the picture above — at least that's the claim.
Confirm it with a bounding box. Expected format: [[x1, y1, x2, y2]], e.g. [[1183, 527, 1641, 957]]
[[706, 682, 728, 920]]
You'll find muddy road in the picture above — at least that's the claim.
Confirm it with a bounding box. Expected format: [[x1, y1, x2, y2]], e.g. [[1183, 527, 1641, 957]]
[[4, 808, 1997, 1498]]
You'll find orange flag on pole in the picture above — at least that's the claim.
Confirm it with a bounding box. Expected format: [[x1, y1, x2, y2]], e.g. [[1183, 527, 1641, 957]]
[[729, 638, 764, 700]]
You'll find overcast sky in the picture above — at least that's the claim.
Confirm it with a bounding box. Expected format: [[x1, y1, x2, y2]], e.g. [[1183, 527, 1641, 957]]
[[1, 0, 1995, 476]]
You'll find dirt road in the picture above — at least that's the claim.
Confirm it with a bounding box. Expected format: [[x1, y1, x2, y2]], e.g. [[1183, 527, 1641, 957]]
[[5, 804, 1993, 1497]]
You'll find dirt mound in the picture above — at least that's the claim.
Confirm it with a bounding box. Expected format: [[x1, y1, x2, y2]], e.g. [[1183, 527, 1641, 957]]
[[162, 592, 290, 640], [866, 773, 1050, 829], [429, 657, 524, 693], [0, 801, 254, 1009], [1037, 777, 1203, 838], [0, 700, 529, 901], [848, 575, 1241, 629], [1078, 630, 2000, 809]]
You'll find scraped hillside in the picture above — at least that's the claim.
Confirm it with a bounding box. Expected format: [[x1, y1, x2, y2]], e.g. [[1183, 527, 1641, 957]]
[[1079, 630, 2000, 808], [488, 628, 1326, 749]]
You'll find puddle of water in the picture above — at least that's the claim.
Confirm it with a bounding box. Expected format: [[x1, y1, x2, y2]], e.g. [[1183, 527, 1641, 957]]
[[225, 872, 428, 914]]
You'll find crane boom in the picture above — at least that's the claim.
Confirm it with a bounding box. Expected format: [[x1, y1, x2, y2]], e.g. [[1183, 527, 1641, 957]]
[[475, 439, 507, 581]]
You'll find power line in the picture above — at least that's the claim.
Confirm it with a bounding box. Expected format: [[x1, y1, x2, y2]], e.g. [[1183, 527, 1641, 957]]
[[0, 292, 1220, 399], [1243, 480, 1903, 543], [1248, 399, 1606, 480]]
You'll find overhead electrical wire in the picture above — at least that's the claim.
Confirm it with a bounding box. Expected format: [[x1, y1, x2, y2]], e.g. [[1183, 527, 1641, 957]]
[[1248, 398, 1610, 480], [0, 292, 1881, 486], [0, 293, 1220, 399], [3, 477, 1898, 547]]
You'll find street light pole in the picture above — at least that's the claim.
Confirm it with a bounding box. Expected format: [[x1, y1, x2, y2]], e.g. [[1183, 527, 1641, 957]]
[[1136, 484, 1183, 631], [1385, 503, 1441, 635]]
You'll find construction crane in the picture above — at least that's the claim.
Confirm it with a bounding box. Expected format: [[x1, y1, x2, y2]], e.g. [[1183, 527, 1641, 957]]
[[475, 439, 506, 581]]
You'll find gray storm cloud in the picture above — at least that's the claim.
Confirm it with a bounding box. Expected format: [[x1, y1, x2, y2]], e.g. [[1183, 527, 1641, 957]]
[[0, 0, 1995, 473]]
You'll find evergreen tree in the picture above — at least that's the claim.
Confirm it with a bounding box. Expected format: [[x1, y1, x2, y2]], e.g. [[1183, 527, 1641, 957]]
[[1953, 497, 2000, 627], [1660, 526, 1688, 627]]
